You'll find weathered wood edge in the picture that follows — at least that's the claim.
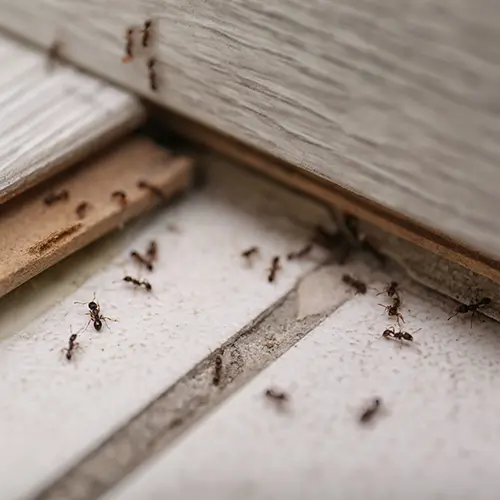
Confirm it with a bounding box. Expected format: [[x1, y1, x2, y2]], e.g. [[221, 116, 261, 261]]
[[0, 136, 194, 298], [150, 107, 500, 285]]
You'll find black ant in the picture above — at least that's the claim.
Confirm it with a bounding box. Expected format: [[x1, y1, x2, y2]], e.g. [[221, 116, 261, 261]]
[[287, 243, 313, 261], [130, 250, 153, 271], [268, 256, 281, 283], [62, 333, 80, 361], [47, 40, 63, 71], [137, 180, 165, 200], [359, 397, 382, 424], [313, 226, 350, 263], [111, 190, 127, 207], [313, 226, 343, 249], [142, 19, 152, 47], [146, 240, 158, 263], [382, 326, 419, 344], [342, 274, 367, 294], [44, 190, 69, 206], [74, 296, 112, 331], [147, 57, 158, 91], [122, 28, 135, 63], [448, 297, 491, 326], [241, 246, 259, 265], [377, 281, 399, 299], [379, 301, 405, 324], [123, 275, 152, 292], [213, 355, 223, 386], [75, 202, 90, 220], [264, 388, 289, 411]]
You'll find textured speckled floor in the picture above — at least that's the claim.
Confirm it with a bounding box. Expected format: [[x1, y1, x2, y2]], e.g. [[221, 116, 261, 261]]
[[1, 158, 499, 500]]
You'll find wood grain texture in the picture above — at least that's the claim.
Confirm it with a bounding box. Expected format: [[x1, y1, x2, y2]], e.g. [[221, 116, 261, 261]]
[[152, 108, 500, 284], [0, 137, 193, 299], [0, 32, 145, 203], [0, 1, 500, 259]]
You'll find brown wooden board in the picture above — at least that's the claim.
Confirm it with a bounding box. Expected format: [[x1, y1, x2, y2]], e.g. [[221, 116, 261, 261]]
[[0, 136, 193, 298]]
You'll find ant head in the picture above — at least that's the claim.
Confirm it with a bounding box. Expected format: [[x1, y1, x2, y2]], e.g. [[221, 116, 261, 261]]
[[402, 333, 413, 341], [480, 297, 492, 306], [94, 318, 103, 331], [69, 333, 78, 342], [123, 276, 133, 282], [88, 301, 98, 311], [390, 281, 398, 287]]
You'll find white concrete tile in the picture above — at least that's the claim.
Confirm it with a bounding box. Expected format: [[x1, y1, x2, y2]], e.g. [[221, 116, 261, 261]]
[[105, 284, 500, 500], [0, 161, 328, 500]]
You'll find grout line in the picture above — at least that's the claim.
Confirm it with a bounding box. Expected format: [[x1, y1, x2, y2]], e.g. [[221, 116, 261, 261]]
[[32, 264, 349, 500]]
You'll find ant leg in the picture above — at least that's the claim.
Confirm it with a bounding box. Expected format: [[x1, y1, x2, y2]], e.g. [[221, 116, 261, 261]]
[[378, 304, 389, 314], [76, 317, 92, 334], [74, 292, 96, 306], [447, 312, 459, 321], [101, 316, 118, 331]]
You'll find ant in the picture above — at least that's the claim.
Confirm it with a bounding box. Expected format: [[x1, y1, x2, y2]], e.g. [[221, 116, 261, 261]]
[[314, 225, 354, 265], [264, 388, 289, 411], [342, 274, 367, 294], [74, 296, 112, 331], [379, 300, 405, 324], [287, 243, 313, 261], [213, 355, 223, 386], [123, 275, 152, 292], [142, 19, 152, 47], [137, 180, 165, 200], [146, 240, 158, 263], [268, 256, 281, 283], [359, 397, 382, 424], [382, 326, 419, 345], [122, 28, 135, 63], [47, 40, 62, 71], [377, 281, 399, 299], [147, 57, 158, 91], [44, 190, 69, 206], [75, 202, 90, 220], [448, 297, 491, 326], [62, 332, 80, 361], [241, 246, 259, 264], [111, 190, 127, 207], [313, 226, 344, 250], [130, 250, 153, 271]]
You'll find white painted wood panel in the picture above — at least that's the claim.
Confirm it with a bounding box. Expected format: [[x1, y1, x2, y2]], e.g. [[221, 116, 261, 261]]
[[0, 160, 328, 500], [0, 32, 144, 203], [0, 1, 499, 258], [105, 279, 500, 500]]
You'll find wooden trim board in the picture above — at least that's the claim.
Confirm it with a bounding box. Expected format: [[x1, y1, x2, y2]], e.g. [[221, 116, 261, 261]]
[[0, 32, 145, 204], [151, 108, 500, 285], [0, 1, 499, 259], [0, 137, 193, 299]]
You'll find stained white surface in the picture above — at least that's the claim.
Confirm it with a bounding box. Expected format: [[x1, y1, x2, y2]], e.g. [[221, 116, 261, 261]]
[[0, 32, 144, 202], [105, 281, 500, 500], [0, 162, 327, 500]]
